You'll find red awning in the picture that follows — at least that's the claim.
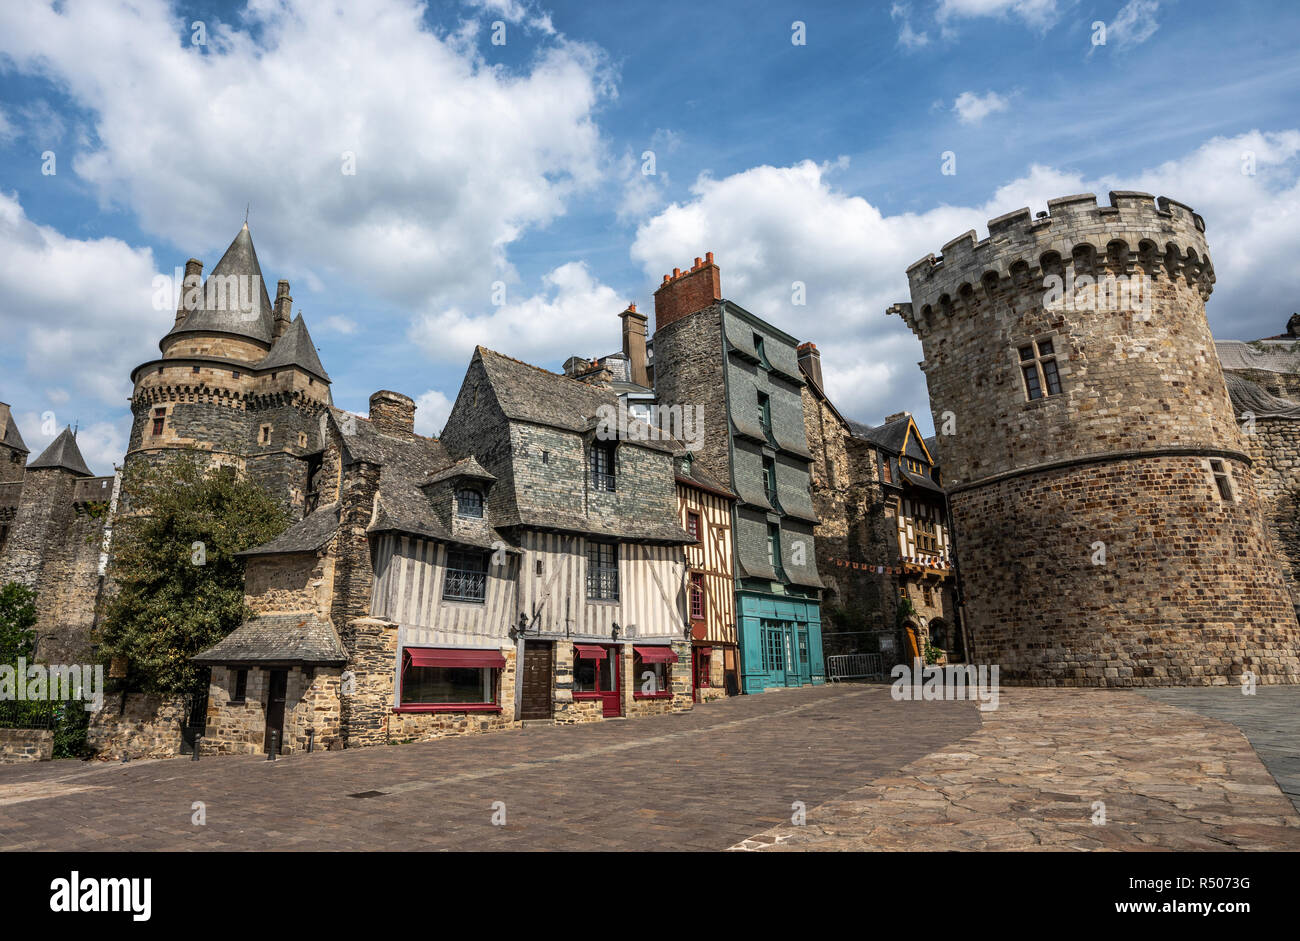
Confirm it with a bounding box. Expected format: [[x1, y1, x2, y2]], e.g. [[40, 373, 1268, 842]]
[[573, 644, 608, 660], [403, 647, 506, 669], [634, 645, 678, 664], [696, 646, 713, 656]]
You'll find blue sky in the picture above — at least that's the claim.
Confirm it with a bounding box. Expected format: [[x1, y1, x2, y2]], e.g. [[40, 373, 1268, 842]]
[[2, 0, 1299, 473]]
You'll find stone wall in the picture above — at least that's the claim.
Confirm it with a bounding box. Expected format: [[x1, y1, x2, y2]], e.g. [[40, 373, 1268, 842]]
[[897, 192, 1300, 686], [87, 693, 187, 759], [0, 728, 53, 762], [1239, 417, 1300, 603]]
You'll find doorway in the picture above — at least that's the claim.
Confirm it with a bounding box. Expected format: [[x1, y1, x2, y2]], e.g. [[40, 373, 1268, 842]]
[[573, 644, 621, 717], [263, 669, 288, 754], [520, 641, 554, 719]]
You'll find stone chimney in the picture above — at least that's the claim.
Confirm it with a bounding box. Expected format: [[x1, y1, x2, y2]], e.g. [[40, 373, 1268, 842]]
[[369, 390, 416, 438], [273, 280, 293, 339], [653, 252, 720, 332], [175, 258, 203, 326], [620, 303, 649, 387], [884, 411, 910, 424], [796, 342, 823, 389]]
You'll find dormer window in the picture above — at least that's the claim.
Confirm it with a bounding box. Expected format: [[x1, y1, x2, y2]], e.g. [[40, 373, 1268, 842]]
[[753, 332, 768, 366], [456, 488, 484, 519], [590, 442, 616, 492], [757, 391, 772, 434]]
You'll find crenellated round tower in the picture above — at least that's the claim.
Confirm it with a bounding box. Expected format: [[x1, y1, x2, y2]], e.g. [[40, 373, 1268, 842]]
[[127, 223, 334, 517], [892, 191, 1300, 686]]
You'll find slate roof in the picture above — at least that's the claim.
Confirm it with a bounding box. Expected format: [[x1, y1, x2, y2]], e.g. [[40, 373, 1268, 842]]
[[193, 612, 346, 665], [165, 223, 276, 346], [257, 314, 330, 382], [848, 415, 911, 453], [422, 455, 496, 486], [476, 347, 675, 453], [675, 457, 735, 499], [1225, 373, 1300, 420], [238, 503, 339, 556], [27, 427, 93, 476], [1, 411, 27, 454]]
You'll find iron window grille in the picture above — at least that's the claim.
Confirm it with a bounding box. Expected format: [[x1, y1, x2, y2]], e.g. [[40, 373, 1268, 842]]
[[456, 488, 484, 518], [443, 549, 488, 602], [1019, 338, 1063, 400], [590, 442, 616, 492], [586, 541, 619, 600]]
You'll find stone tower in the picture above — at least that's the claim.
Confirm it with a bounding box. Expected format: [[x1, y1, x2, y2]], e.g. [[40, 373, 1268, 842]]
[[891, 191, 1300, 686], [127, 222, 334, 519]]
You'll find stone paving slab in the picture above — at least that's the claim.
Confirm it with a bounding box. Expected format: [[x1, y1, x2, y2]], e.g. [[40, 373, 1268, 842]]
[[1138, 687, 1300, 814], [731, 688, 1300, 852], [0, 685, 979, 851]]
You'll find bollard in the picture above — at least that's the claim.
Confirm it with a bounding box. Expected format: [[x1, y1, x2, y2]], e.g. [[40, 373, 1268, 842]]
[[306, 728, 314, 754], [267, 730, 279, 761], [191, 734, 201, 761]]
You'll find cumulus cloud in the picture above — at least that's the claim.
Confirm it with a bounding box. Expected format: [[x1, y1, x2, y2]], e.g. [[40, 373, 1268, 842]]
[[629, 131, 1300, 427], [953, 90, 1009, 124], [890, 3, 931, 50], [0, 0, 608, 320], [0, 191, 166, 408], [410, 260, 626, 366], [414, 389, 455, 438]]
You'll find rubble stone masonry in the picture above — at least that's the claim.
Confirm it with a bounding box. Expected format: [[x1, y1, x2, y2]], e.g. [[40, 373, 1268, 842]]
[[895, 192, 1300, 685]]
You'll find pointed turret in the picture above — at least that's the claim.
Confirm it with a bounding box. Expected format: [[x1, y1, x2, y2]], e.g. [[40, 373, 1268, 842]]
[[0, 402, 28, 454], [27, 427, 93, 477], [163, 222, 276, 346], [257, 313, 331, 383]]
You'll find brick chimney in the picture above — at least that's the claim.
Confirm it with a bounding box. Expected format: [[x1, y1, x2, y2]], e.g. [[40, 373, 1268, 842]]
[[273, 280, 293, 339], [620, 303, 649, 387], [653, 252, 720, 332], [796, 342, 823, 389], [175, 258, 203, 326], [369, 390, 416, 438]]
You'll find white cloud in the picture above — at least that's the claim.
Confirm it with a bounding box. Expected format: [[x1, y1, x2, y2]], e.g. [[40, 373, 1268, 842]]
[[936, 0, 1061, 30], [318, 315, 359, 335], [0, 191, 165, 408], [952, 90, 1009, 125], [629, 132, 1300, 426], [890, 2, 931, 49], [15, 412, 125, 477], [462, 0, 556, 34], [0, 0, 608, 323], [1109, 0, 1160, 48], [0, 107, 14, 144], [409, 260, 626, 366], [414, 389, 455, 437]]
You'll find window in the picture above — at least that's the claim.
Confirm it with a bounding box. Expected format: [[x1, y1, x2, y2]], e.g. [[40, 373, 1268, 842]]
[[690, 572, 705, 621], [260, 424, 271, 444], [232, 370, 241, 379], [763, 456, 778, 506], [696, 649, 711, 688], [1018, 338, 1063, 400], [401, 665, 494, 706], [686, 511, 701, 542], [455, 488, 484, 519], [192, 365, 200, 374], [231, 669, 248, 704], [915, 515, 938, 553], [1210, 460, 1235, 502], [757, 391, 772, 433], [298, 432, 308, 448], [753, 332, 768, 366], [881, 456, 892, 483], [767, 524, 782, 576], [761, 624, 786, 672], [442, 549, 488, 602], [923, 584, 934, 607], [542, 450, 549, 464], [590, 442, 616, 492], [574, 647, 615, 693], [586, 541, 619, 601], [633, 649, 671, 696], [151, 408, 165, 436]]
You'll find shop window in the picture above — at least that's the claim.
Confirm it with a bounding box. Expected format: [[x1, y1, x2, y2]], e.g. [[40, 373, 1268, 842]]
[[399, 649, 500, 707], [573, 647, 614, 693], [633, 647, 673, 697]]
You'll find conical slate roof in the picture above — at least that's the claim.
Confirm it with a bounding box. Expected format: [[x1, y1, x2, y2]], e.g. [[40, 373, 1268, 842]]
[[0, 406, 27, 454], [27, 427, 93, 476], [257, 313, 330, 382], [165, 223, 276, 345]]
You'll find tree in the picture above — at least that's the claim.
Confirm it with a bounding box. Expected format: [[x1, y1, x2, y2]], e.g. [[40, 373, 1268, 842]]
[[0, 581, 37, 663], [96, 454, 290, 696]]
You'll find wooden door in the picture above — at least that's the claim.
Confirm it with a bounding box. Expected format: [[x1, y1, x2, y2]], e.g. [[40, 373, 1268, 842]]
[[597, 649, 621, 717], [263, 669, 288, 754], [520, 641, 553, 719]]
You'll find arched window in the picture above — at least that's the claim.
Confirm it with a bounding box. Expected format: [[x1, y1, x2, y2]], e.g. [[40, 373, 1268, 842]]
[[455, 488, 484, 519]]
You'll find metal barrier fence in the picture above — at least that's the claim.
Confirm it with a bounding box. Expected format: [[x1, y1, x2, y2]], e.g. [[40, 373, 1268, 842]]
[[826, 653, 885, 682], [0, 698, 57, 730]]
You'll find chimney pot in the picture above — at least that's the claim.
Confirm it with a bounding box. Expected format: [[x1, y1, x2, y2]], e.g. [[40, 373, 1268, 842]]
[[673, 267, 681, 278], [653, 251, 722, 332], [706, 251, 714, 264]]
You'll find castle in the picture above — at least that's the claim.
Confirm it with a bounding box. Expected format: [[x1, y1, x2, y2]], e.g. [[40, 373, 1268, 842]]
[[892, 190, 1300, 686]]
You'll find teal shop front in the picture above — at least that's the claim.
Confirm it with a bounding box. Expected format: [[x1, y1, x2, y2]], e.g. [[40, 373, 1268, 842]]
[[736, 589, 824, 693]]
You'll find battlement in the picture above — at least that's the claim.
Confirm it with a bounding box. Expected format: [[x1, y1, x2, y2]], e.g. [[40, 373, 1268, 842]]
[[898, 192, 1214, 334]]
